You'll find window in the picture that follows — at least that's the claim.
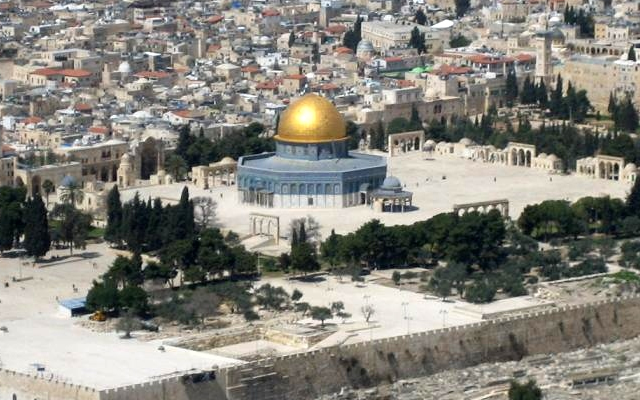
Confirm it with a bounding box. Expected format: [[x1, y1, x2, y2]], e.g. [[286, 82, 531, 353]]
[[308, 197, 313, 205]]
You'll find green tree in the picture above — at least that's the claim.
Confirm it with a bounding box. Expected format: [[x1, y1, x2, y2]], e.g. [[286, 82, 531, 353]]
[[629, 45, 637, 62], [86, 279, 120, 312], [42, 179, 55, 206], [505, 68, 518, 106], [628, 177, 640, 217], [50, 204, 92, 254], [408, 27, 426, 54], [288, 30, 295, 47], [549, 74, 564, 115], [59, 178, 84, 205], [105, 186, 123, 245], [23, 195, 50, 260], [291, 241, 320, 275], [311, 306, 332, 327], [455, 0, 470, 17], [412, 7, 426, 24], [508, 380, 542, 400], [165, 154, 188, 181], [321, 229, 341, 267], [119, 285, 149, 315], [449, 34, 471, 48]]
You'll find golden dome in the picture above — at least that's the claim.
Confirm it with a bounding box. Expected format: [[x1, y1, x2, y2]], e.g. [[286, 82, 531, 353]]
[[275, 94, 346, 143]]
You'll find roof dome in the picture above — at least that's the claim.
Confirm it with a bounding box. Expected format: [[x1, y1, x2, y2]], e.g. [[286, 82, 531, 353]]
[[275, 94, 346, 143], [357, 39, 374, 52], [118, 61, 132, 74], [219, 156, 236, 165], [120, 153, 132, 164], [60, 175, 77, 187], [381, 176, 402, 191], [459, 138, 473, 145], [625, 163, 637, 172]]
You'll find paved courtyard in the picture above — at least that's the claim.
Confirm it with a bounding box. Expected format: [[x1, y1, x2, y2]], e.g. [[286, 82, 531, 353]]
[[122, 152, 630, 243], [0, 243, 241, 389]]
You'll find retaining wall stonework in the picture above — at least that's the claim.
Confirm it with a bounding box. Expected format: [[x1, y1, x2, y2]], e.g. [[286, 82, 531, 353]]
[[217, 295, 640, 400], [3, 296, 640, 400]]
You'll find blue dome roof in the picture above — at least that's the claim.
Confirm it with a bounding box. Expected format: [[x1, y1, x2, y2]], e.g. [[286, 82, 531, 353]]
[[60, 175, 77, 187], [381, 176, 402, 190], [357, 40, 374, 52]]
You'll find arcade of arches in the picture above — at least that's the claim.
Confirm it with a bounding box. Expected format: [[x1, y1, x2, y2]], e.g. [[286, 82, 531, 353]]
[[453, 199, 510, 218], [388, 131, 424, 157], [249, 213, 280, 245]]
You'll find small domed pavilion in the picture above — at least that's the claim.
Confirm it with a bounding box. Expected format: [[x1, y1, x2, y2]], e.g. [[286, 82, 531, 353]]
[[370, 176, 413, 213]]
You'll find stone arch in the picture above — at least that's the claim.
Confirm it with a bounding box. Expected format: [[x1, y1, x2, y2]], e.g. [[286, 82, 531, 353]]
[[31, 175, 42, 197], [525, 150, 532, 167], [517, 149, 525, 166], [139, 137, 160, 180], [510, 148, 518, 165]]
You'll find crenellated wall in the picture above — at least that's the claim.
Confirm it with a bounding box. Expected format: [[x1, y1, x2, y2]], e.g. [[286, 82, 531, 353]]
[[217, 295, 640, 400], [4, 296, 640, 400], [0, 369, 100, 400]]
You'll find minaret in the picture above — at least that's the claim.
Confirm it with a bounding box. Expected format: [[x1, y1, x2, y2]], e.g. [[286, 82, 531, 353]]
[[534, 30, 552, 86]]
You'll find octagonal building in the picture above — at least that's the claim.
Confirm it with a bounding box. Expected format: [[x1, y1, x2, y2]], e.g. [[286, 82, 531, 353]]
[[237, 94, 387, 208]]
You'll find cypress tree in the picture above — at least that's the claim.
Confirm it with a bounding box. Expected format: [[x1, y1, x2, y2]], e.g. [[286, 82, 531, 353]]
[[550, 74, 563, 116], [536, 81, 548, 108], [608, 92, 617, 115], [288, 31, 295, 48], [299, 222, 307, 244], [627, 177, 640, 217], [23, 195, 50, 260], [505, 68, 518, 106], [629, 45, 636, 62], [104, 186, 122, 244]]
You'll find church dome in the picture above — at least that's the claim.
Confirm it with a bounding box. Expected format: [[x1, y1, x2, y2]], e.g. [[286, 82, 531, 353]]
[[275, 94, 346, 143], [357, 40, 374, 52]]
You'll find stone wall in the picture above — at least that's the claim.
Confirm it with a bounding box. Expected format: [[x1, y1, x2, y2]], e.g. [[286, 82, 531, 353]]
[[217, 295, 640, 400], [0, 369, 100, 400]]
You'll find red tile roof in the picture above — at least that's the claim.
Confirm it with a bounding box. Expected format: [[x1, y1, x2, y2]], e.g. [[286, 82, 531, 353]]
[[256, 81, 278, 90], [335, 47, 353, 54], [60, 69, 92, 78], [318, 83, 338, 90], [326, 25, 347, 34], [385, 56, 403, 62], [434, 64, 473, 76], [397, 79, 414, 88], [74, 103, 92, 111], [32, 68, 62, 77], [467, 54, 514, 64], [208, 15, 224, 24], [515, 53, 535, 62], [242, 65, 261, 73], [23, 116, 43, 124], [171, 110, 192, 118], [89, 126, 109, 135], [284, 74, 306, 80], [261, 9, 280, 17]]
